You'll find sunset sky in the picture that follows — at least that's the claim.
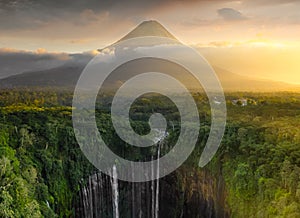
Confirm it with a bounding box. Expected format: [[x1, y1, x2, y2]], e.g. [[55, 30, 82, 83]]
[[0, 0, 300, 84]]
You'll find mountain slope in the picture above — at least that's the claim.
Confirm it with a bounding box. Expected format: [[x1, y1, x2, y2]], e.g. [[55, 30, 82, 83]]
[[0, 20, 299, 92], [98, 20, 177, 52], [213, 67, 300, 91], [1, 63, 299, 92], [0, 65, 84, 88], [118, 20, 177, 41]]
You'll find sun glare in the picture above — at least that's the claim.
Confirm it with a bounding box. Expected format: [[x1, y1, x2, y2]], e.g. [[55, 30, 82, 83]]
[[246, 39, 286, 48]]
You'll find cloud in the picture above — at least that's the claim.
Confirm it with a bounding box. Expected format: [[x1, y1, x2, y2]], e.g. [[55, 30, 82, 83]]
[[217, 8, 247, 21], [0, 1, 112, 30], [69, 39, 91, 44], [0, 0, 298, 30], [0, 48, 69, 58], [1, 0, 299, 52], [0, 48, 95, 79], [242, 0, 300, 6], [0, 0, 231, 30], [180, 18, 213, 27]]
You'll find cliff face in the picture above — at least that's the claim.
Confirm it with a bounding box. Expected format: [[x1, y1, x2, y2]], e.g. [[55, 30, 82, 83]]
[[75, 166, 229, 218], [171, 167, 229, 218]]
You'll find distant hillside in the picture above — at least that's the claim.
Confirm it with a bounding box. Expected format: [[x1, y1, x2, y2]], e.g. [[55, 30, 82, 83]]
[[1, 20, 299, 92], [0, 65, 84, 89], [1, 62, 299, 92], [213, 67, 300, 92]]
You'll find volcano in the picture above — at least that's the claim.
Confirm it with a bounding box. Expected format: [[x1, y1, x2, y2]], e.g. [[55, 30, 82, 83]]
[[118, 20, 177, 42], [98, 20, 178, 52], [0, 20, 299, 92]]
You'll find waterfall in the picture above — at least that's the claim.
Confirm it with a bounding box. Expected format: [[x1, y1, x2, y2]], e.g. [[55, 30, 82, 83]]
[[131, 162, 135, 218], [74, 130, 228, 218], [152, 129, 166, 218], [151, 155, 155, 218], [46, 200, 50, 209], [155, 142, 161, 218], [89, 176, 93, 217], [111, 165, 119, 218]]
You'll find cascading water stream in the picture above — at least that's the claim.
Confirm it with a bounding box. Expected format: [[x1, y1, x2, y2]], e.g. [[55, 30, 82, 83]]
[[152, 129, 166, 218], [74, 129, 227, 218], [151, 155, 155, 218], [155, 142, 161, 218], [111, 165, 119, 218]]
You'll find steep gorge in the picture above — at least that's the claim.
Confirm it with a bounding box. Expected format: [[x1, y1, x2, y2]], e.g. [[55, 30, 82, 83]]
[[75, 166, 229, 218]]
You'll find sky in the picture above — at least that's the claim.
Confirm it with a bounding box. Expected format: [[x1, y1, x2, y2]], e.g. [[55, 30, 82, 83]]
[[0, 0, 300, 84]]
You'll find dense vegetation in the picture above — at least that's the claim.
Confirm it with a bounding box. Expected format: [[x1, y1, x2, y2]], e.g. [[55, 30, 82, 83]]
[[0, 90, 94, 217], [0, 89, 299, 217], [220, 93, 300, 217]]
